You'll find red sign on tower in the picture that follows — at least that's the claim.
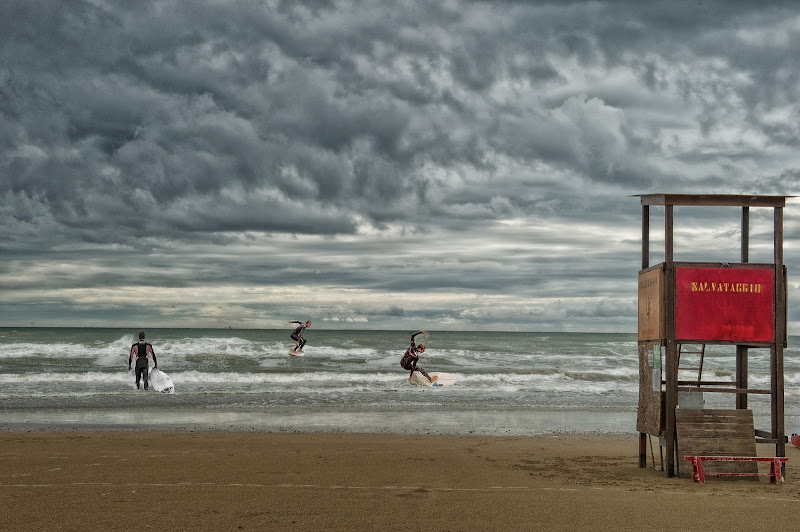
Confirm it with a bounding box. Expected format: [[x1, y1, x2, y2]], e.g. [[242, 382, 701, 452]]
[[675, 267, 774, 342]]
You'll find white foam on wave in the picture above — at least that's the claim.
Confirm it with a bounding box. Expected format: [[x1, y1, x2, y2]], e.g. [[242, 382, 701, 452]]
[[0, 335, 282, 359], [0, 334, 641, 375], [782, 372, 800, 387], [173, 370, 409, 385], [156, 336, 280, 357], [0, 372, 130, 384], [456, 372, 627, 394], [0, 341, 111, 359], [0, 370, 405, 386], [0, 366, 637, 392]]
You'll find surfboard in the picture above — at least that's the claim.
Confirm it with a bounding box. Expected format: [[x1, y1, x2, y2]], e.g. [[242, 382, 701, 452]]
[[409, 371, 458, 387], [288, 350, 305, 356], [149, 368, 175, 393]]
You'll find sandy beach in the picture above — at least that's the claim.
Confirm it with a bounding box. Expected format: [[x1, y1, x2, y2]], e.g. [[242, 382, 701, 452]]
[[2, 431, 800, 531]]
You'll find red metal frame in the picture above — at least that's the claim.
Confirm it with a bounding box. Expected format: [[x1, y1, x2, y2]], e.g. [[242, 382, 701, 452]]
[[684, 455, 788, 483]]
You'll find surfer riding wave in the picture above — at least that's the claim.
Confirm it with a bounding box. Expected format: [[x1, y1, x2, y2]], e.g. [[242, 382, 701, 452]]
[[400, 330, 437, 383], [289, 320, 311, 354]]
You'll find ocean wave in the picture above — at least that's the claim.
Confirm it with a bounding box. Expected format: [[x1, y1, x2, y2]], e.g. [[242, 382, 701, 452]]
[[0, 368, 637, 391], [9, 330, 795, 421]]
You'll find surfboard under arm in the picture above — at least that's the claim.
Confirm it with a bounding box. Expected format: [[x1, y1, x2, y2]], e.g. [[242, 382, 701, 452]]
[[148, 367, 175, 393]]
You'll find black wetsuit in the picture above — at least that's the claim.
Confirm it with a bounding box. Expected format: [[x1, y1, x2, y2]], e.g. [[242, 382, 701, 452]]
[[128, 341, 157, 390], [399, 330, 431, 381], [290, 321, 308, 350]]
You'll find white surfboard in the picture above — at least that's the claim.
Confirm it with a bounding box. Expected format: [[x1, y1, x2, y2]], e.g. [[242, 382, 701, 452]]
[[288, 350, 305, 356], [409, 371, 458, 387], [149, 368, 174, 393]]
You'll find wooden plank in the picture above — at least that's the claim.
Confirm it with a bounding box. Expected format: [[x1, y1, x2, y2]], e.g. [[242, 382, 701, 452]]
[[637, 341, 663, 435], [681, 437, 757, 447], [676, 410, 755, 422], [677, 408, 752, 419], [681, 432, 757, 440], [676, 416, 756, 427], [672, 261, 775, 270], [681, 432, 757, 443], [680, 440, 756, 456], [676, 409, 757, 478], [679, 423, 758, 434], [635, 194, 791, 208], [681, 430, 756, 439], [677, 386, 771, 395], [680, 431, 755, 441], [638, 268, 664, 340]]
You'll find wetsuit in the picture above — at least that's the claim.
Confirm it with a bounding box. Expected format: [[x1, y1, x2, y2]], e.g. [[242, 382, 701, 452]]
[[290, 321, 308, 351], [399, 330, 431, 381], [128, 341, 157, 390]]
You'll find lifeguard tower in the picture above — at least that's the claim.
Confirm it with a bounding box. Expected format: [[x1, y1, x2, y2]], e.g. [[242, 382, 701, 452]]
[[635, 194, 790, 478]]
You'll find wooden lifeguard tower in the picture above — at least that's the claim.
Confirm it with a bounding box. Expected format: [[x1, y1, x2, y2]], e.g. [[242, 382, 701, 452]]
[[635, 194, 790, 478]]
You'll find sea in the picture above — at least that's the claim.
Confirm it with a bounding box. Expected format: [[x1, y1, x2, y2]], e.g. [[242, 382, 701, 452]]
[[2, 327, 800, 437]]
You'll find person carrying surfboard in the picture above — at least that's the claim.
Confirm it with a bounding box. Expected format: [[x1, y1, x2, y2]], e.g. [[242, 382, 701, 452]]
[[128, 331, 158, 390], [289, 320, 311, 354], [400, 330, 437, 383]]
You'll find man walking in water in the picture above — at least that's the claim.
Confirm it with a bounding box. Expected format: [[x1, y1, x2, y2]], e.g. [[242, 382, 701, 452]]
[[128, 331, 157, 390], [289, 320, 311, 354], [400, 330, 437, 384]]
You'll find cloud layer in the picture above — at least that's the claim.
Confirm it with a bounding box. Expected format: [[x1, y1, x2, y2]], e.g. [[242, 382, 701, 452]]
[[2, 0, 799, 330]]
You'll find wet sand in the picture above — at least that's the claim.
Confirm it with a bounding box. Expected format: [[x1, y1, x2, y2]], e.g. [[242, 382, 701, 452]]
[[2, 431, 800, 531]]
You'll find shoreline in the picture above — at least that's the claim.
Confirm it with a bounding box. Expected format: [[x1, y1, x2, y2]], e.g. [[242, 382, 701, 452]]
[[0, 405, 638, 436], [0, 423, 639, 440], [2, 430, 799, 531]]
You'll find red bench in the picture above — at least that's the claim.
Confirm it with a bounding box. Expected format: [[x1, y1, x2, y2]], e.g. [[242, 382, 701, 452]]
[[684, 456, 788, 483]]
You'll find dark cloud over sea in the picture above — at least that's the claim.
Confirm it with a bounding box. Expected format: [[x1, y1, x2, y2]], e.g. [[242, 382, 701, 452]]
[[2, 0, 799, 330]]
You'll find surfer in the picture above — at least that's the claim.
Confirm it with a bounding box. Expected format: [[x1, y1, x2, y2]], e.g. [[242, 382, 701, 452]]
[[400, 330, 437, 383], [289, 320, 311, 354], [128, 331, 158, 390]]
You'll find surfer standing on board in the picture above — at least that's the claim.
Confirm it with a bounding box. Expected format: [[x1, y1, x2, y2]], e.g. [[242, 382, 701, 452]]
[[128, 331, 157, 390], [400, 330, 437, 383], [289, 320, 311, 354]]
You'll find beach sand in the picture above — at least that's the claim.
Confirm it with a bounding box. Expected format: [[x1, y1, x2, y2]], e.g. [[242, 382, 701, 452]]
[[2, 431, 800, 531]]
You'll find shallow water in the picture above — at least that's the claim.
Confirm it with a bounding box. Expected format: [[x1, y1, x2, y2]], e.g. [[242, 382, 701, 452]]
[[1, 327, 798, 435]]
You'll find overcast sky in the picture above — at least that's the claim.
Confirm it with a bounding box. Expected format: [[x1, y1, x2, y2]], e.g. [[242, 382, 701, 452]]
[[2, 0, 800, 332]]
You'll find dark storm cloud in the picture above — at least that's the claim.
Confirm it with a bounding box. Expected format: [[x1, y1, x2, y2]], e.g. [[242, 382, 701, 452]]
[[2, 0, 799, 329]]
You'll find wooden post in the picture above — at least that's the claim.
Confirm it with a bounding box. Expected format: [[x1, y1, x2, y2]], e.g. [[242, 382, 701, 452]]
[[664, 205, 678, 477], [741, 207, 749, 263], [642, 205, 650, 270], [639, 204, 650, 469], [774, 207, 786, 458], [736, 346, 749, 410], [737, 206, 749, 410]]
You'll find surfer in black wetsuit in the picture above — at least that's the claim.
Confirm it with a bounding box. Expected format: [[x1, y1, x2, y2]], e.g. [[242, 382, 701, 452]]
[[128, 331, 157, 390], [400, 330, 437, 383], [289, 320, 311, 353]]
